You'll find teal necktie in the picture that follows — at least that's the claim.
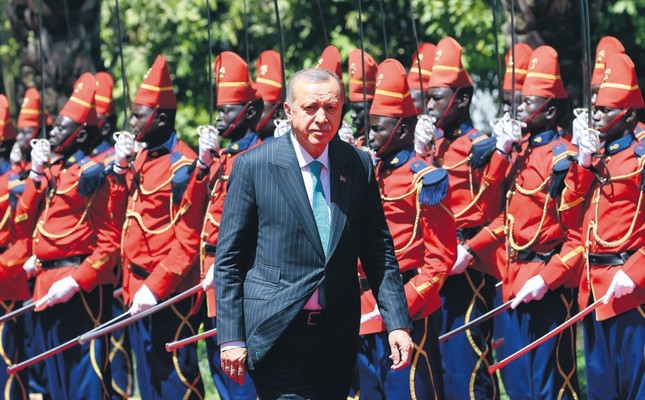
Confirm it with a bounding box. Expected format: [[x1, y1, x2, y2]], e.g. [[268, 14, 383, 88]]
[[309, 161, 330, 255]]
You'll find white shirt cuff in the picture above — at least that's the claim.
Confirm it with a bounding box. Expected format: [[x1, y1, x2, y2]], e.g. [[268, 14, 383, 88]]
[[220, 341, 246, 352]]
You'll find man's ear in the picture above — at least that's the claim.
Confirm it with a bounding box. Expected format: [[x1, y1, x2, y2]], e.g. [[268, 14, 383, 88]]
[[157, 111, 167, 127], [398, 122, 410, 140], [246, 103, 257, 120], [76, 129, 88, 144], [626, 108, 638, 123], [545, 104, 557, 121], [283, 102, 293, 121], [456, 91, 471, 109]]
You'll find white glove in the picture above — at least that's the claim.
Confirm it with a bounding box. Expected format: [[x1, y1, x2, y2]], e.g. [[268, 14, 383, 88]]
[[29, 138, 50, 181], [134, 140, 147, 154], [338, 121, 356, 145], [22, 255, 38, 279], [360, 304, 382, 324], [10, 142, 22, 164], [511, 274, 548, 309], [197, 125, 220, 169], [603, 269, 636, 304], [450, 244, 474, 275], [129, 284, 158, 316], [202, 264, 214, 291], [113, 131, 135, 174], [491, 113, 523, 154], [35, 276, 80, 309], [414, 115, 436, 157], [577, 127, 600, 168], [571, 108, 588, 147], [273, 119, 291, 138]]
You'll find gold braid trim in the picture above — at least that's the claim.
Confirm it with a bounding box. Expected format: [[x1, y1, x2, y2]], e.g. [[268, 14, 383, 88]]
[[507, 195, 552, 251], [204, 213, 220, 228], [515, 175, 551, 196], [442, 154, 471, 170], [454, 180, 489, 219], [55, 180, 79, 195], [137, 159, 193, 196], [380, 182, 423, 254], [37, 192, 97, 239], [126, 201, 192, 235], [591, 191, 643, 248], [0, 206, 11, 231]]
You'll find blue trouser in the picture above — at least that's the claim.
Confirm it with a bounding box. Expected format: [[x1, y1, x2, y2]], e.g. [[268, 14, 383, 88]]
[[439, 269, 499, 400], [109, 294, 134, 399], [355, 316, 444, 400], [22, 296, 50, 399], [130, 294, 204, 400], [583, 305, 645, 400], [503, 287, 579, 400], [0, 300, 29, 400], [37, 284, 113, 399], [492, 288, 508, 372], [204, 316, 257, 400]]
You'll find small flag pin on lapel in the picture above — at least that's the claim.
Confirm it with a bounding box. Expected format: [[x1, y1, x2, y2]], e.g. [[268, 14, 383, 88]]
[[340, 175, 347, 183]]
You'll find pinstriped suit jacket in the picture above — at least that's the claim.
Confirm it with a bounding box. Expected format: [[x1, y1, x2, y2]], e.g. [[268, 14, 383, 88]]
[[215, 133, 411, 369]]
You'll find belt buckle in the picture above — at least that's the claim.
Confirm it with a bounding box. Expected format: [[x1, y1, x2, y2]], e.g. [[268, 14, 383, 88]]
[[508, 248, 517, 262], [307, 311, 321, 326]]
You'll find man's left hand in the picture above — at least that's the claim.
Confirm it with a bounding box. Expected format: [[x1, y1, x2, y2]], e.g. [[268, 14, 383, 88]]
[[35, 276, 80, 311], [221, 347, 248, 384], [388, 329, 413, 370]]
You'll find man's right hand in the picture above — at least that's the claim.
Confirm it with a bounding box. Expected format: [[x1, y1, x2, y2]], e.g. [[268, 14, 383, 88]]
[[221, 347, 248, 384], [30, 138, 51, 181], [113, 131, 135, 173], [450, 244, 473, 275]]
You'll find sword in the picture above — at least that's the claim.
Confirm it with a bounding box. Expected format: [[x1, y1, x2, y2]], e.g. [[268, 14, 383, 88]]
[[439, 299, 512, 342], [0, 300, 34, 325], [165, 327, 217, 351]]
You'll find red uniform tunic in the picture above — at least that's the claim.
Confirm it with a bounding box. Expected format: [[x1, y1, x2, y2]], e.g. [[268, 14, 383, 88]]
[[116, 133, 208, 303], [468, 130, 586, 301], [359, 147, 456, 335], [563, 133, 645, 320]]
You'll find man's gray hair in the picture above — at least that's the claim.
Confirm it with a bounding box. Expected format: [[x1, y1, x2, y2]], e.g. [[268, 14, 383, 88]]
[[286, 68, 344, 104]]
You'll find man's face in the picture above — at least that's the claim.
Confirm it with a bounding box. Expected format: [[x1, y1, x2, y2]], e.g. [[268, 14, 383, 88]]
[[216, 104, 246, 138], [410, 88, 425, 115], [130, 104, 158, 142], [502, 90, 522, 115], [517, 95, 549, 133], [16, 127, 38, 153], [284, 78, 342, 157], [427, 87, 457, 128], [349, 101, 371, 135], [368, 114, 399, 156], [257, 101, 285, 139], [593, 105, 627, 143], [49, 115, 82, 154]]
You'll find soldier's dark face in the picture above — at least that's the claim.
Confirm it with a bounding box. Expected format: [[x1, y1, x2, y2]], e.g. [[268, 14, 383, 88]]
[[49, 115, 82, 154], [410, 88, 425, 115], [216, 104, 246, 138], [16, 127, 38, 153], [593, 106, 628, 143], [517, 95, 549, 133], [427, 87, 457, 128], [502, 90, 522, 115], [130, 104, 159, 143], [349, 101, 371, 136], [368, 114, 399, 156]]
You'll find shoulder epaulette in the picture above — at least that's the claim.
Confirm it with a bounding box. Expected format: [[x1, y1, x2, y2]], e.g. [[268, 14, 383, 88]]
[[79, 162, 107, 196], [548, 141, 575, 198], [410, 160, 449, 206], [468, 131, 496, 169], [633, 142, 645, 158]]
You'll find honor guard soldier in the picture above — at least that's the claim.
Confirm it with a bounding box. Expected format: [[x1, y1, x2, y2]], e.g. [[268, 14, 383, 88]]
[[356, 58, 456, 399], [94, 71, 134, 400], [111, 55, 211, 399], [0, 94, 30, 400], [7, 73, 121, 399], [255, 50, 285, 142], [563, 53, 645, 399], [426, 36, 508, 400], [408, 42, 436, 115], [347, 48, 377, 146], [200, 51, 261, 400], [467, 46, 584, 399]]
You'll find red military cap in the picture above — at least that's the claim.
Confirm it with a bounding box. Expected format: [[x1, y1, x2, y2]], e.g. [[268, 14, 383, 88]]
[[95, 72, 116, 116], [591, 36, 626, 86], [0, 95, 16, 142], [59, 73, 99, 127], [521, 46, 567, 99], [133, 55, 177, 109], [370, 59, 417, 119], [595, 54, 644, 110], [503, 43, 533, 91], [17, 88, 52, 129], [428, 37, 473, 89], [316, 45, 343, 81], [348, 49, 377, 102], [215, 51, 258, 106], [255, 50, 283, 103], [407, 42, 436, 91]]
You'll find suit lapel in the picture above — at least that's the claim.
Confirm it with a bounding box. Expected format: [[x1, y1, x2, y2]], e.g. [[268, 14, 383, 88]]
[[269, 135, 326, 260], [327, 139, 349, 261]]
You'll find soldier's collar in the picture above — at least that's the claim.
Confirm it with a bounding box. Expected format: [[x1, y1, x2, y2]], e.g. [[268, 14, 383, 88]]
[[223, 132, 259, 154], [63, 149, 88, 166], [91, 140, 112, 156], [381, 146, 414, 170], [147, 131, 178, 158], [529, 129, 558, 147], [605, 132, 636, 155], [448, 122, 474, 139]]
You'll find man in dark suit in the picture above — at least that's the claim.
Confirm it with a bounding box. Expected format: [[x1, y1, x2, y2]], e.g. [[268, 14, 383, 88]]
[[215, 67, 413, 399]]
